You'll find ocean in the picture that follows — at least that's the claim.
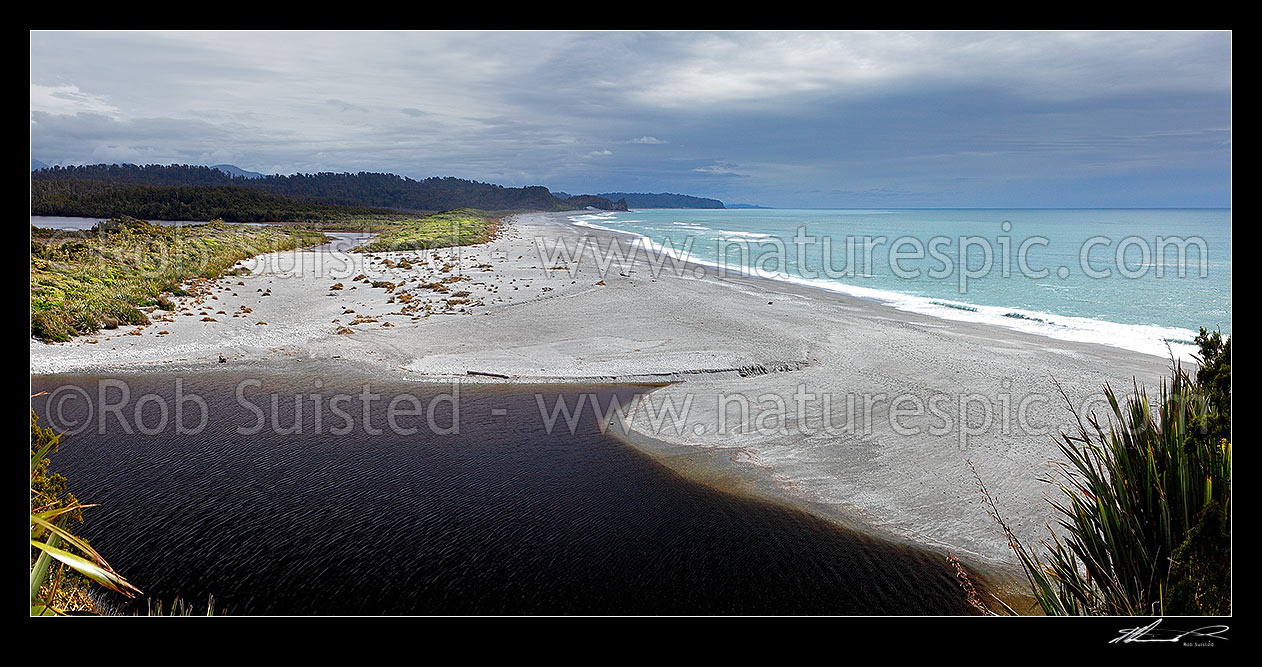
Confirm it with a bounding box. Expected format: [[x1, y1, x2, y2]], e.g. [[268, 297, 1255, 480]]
[[570, 208, 1231, 359]]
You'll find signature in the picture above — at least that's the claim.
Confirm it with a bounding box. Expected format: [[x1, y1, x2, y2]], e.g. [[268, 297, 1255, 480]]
[[1110, 619, 1230, 645]]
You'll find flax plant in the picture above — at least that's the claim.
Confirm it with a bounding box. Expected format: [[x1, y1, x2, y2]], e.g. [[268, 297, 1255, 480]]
[[976, 329, 1230, 615]]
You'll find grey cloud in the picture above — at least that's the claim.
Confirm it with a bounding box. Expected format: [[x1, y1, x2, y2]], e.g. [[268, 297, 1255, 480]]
[[29, 30, 1230, 207]]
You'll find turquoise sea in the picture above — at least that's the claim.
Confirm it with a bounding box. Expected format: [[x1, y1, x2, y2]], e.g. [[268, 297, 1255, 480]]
[[570, 208, 1231, 359]]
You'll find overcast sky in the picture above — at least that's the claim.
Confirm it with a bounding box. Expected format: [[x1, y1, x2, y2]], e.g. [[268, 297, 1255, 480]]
[[30, 30, 1231, 207]]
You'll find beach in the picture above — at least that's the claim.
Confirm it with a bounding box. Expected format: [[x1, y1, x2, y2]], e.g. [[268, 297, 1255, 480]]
[[30, 211, 1173, 590]]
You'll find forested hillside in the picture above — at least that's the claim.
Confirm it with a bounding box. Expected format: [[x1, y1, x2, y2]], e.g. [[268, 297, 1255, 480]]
[[32, 164, 627, 212], [595, 192, 725, 208], [31, 179, 403, 222]]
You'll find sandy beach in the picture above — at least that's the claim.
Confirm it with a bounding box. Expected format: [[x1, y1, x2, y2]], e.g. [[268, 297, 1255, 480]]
[[31, 211, 1173, 588]]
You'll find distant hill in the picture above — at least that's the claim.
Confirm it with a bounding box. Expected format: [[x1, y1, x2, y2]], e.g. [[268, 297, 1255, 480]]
[[30, 163, 625, 213], [563, 194, 629, 210], [31, 159, 49, 171], [548, 191, 630, 211], [212, 164, 266, 179], [726, 203, 773, 209], [595, 192, 724, 209]]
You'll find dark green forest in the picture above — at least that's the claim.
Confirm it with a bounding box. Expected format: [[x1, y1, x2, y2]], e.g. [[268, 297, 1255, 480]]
[[32, 164, 627, 213], [30, 179, 403, 223]]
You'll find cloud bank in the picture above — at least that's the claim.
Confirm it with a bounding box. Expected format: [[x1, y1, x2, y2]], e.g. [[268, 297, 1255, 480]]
[[30, 30, 1231, 207]]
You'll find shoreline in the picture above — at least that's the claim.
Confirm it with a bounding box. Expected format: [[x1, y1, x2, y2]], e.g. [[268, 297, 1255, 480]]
[[30, 210, 1172, 599], [567, 209, 1211, 362], [31, 210, 1214, 363]]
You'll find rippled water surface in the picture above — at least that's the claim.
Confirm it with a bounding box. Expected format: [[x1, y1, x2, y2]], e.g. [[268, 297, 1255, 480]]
[[32, 371, 976, 615]]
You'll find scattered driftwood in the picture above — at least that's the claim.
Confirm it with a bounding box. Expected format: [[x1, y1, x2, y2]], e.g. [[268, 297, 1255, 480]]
[[466, 370, 510, 379]]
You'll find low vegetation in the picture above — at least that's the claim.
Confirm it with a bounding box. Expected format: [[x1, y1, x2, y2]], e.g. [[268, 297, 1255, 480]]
[[975, 328, 1231, 615], [354, 209, 500, 252], [30, 217, 328, 342]]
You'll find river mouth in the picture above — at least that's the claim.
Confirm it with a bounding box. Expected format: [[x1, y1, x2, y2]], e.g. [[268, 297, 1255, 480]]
[[32, 368, 981, 615]]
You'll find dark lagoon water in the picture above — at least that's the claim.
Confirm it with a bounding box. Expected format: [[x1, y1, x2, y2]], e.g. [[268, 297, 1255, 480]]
[[32, 370, 978, 615]]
